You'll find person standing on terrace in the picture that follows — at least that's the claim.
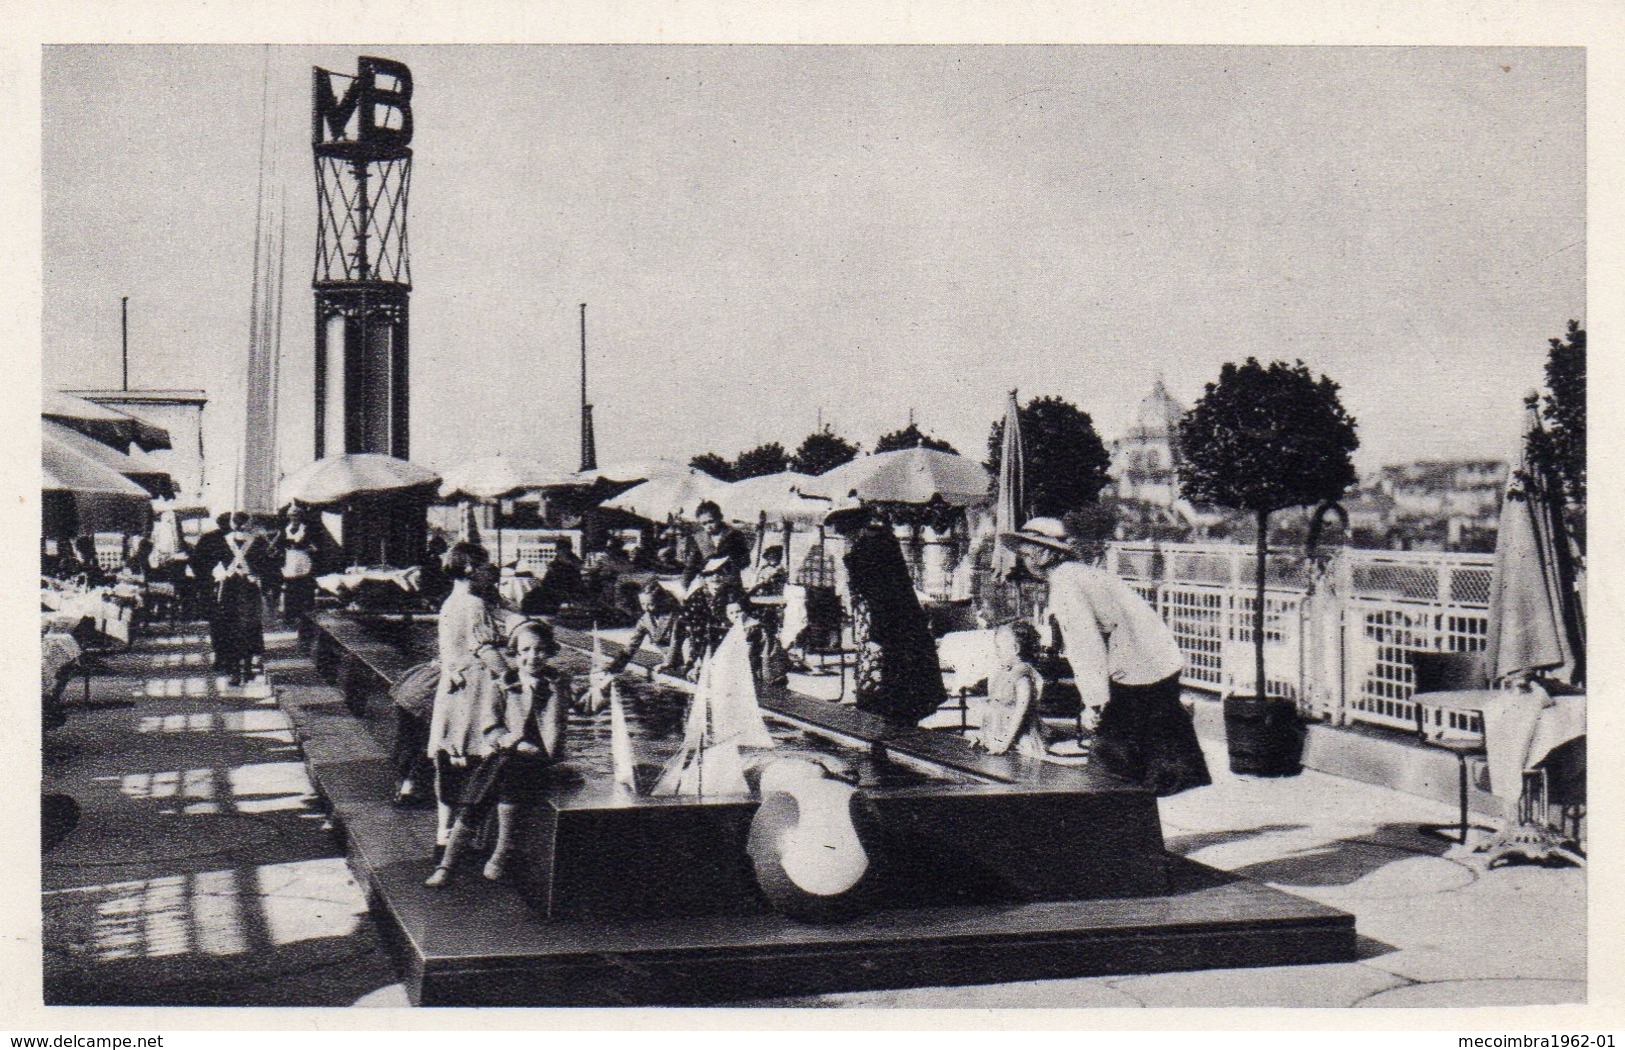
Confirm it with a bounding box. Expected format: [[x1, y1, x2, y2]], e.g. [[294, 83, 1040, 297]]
[[826, 501, 946, 726]]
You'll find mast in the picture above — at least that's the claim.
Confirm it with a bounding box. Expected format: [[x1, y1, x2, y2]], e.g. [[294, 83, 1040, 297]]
[[120, 297, 129, 390], [579, 302, 597, 472]]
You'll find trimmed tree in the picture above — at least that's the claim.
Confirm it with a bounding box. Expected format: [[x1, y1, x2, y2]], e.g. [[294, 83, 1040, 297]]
[[791, 427, 861, 477], [986, 395, 1112, 517], [1178, 359, 1359, 705], [689, 453, 734, 481], [733, 441, 791, 480], [876, 422, 958, 455]]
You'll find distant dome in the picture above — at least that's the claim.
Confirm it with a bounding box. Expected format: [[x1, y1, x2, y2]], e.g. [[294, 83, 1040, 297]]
[[1129, 377, 1184, 437]]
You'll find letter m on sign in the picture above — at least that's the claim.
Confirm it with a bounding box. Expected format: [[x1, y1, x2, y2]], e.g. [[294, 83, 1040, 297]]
[[313, 57, 413, 149]]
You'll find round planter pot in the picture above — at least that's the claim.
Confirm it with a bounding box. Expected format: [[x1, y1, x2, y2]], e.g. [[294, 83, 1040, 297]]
[[1222, 694, 1305, 777]]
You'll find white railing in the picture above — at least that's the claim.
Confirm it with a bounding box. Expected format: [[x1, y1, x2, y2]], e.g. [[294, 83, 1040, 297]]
[[1107, 542, 1494, 732]]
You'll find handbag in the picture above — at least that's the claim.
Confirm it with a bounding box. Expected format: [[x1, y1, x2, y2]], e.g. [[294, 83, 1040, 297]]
[[390, 660, 441, 719]]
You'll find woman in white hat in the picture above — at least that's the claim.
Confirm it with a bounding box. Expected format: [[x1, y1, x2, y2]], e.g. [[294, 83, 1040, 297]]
[[1000, 514, 1210, 796]]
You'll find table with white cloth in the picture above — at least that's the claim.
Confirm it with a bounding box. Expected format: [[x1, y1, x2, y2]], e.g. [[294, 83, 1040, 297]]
[[1414, 687, 1585, 802], [42, 626, 82, 696], [1412, 686, 1585, 852], [41, 583, 133, 644], [316, 566, 422, 606]]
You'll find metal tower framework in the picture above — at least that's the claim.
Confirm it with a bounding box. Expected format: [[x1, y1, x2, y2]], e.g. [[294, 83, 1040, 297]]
[[312, 56, 414, 461]]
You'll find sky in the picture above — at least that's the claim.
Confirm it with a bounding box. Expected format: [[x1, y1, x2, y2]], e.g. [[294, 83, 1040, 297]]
[[41, 45, 1584, 503]]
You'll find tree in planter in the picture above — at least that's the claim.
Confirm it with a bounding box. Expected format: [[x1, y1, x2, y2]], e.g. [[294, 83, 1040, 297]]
[[1178, 359, 1359, 709], [986, 395, 1113, 517]]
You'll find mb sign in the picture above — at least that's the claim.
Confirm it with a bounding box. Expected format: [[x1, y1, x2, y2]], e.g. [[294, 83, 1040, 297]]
[[312, 56, 413, 155]]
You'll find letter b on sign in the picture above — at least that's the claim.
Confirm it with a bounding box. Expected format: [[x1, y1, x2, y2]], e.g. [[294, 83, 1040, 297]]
[[358, 57, 412, 149], [314, 56, 413, 152]]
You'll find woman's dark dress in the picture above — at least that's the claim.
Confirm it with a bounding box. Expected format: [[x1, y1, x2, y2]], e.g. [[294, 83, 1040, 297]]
[[215, 532, 270, 669], [842, 522, 946, 724]]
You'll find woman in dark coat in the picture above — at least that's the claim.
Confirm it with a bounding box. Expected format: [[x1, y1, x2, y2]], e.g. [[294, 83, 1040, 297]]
[[827, 504, 946, 725]]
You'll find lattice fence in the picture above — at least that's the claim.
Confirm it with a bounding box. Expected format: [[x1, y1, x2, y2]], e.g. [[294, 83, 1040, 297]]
[[1108, 542, 1495, 731]]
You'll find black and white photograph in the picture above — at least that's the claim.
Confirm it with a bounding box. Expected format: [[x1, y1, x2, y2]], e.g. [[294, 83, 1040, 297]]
[[28, 32, 1599, 1017]]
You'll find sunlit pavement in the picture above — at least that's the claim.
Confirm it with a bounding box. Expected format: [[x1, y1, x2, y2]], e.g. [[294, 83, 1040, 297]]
[[42, 622, 400, 1007], [43, 620, 1584, 1009]]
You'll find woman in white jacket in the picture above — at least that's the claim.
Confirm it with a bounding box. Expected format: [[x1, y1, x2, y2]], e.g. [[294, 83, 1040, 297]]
[[1000, 516, 1210, 796]]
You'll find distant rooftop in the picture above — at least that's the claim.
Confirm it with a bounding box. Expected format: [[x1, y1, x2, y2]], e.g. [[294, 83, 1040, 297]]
[[62, 388, 208, 406]]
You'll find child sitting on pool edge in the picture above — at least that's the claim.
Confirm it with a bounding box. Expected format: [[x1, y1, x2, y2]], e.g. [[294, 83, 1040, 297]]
[[979, 620, 1048, 760], [426, 619, 603, 887]]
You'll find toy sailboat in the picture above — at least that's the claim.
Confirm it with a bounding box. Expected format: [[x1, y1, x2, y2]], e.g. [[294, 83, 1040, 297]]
[[588, 626, 610, 708], [651, 624, 775, 797], [608, 682, 638, 794]]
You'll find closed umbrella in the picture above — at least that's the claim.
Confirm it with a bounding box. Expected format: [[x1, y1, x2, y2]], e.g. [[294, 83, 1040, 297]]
[[278, 453, 440, 507], [1485, 405, 1584, 686], [44, 390, 172, 452], [800, 447, 992, 507], [601, 470, 727, 521], [440, 455, 573, 501], [992, 390, 1025, 580]]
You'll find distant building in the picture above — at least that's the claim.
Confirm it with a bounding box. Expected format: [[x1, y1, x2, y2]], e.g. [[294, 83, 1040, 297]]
[[1356, 459, 1507, 550], [1109, 377, 1185, 507], [64, 389, 207, 502]]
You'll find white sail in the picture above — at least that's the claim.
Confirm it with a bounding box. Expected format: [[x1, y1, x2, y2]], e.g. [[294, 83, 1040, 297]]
[[650, 624, 774, 797], [588, 626, 610, 707], [609, 682, 637, 794]]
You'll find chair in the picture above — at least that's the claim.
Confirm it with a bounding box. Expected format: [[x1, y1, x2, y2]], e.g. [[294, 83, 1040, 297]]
[[1408, 650, 1491, 845], [1410, 650, 1488, 694]]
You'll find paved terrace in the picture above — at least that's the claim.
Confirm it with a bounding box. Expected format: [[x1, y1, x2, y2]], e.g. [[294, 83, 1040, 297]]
[[40, 618, 1583, 1009]]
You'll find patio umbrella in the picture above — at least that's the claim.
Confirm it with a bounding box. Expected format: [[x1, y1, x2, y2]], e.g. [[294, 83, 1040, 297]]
[[277, 453, 440, 508], [573, 457, 694, 486], [992, 389, 1025, 580], [44, 390, 172, 452], [601, 470, 727, 521], [1485, 405, 1584, 686], [800, 447, 992, 507], [43, 433, 154, 535], [44, 419, 175, 498], [714, 471, 826, 524], [440, 454, 573, 501]]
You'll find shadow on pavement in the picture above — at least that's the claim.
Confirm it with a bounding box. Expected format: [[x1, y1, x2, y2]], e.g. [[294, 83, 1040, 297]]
[[1228, 824, 1461, 888], [1163, 823, 1310, 856]]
